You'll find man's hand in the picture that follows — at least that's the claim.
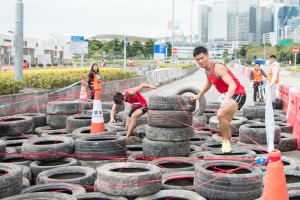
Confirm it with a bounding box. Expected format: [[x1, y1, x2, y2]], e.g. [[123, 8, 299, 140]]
[[149, 85, 156, 89], [191, 95, 200, 101], [108, 119, 116, 124], [221, 98, 230, 108]]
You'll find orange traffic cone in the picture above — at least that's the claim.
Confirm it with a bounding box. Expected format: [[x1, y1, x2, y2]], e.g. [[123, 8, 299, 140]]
[[90, 74, 105, 133], [79, 78, 88, 102], [263, 150, 288, 200]]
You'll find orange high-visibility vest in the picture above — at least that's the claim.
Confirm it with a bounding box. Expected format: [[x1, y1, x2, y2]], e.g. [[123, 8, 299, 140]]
[[267, 64, 279, 84], [252, 69, 263, 81]]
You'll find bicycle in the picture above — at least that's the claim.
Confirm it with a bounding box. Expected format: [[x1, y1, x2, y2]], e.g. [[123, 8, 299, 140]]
[[253, 80, 266, 102]]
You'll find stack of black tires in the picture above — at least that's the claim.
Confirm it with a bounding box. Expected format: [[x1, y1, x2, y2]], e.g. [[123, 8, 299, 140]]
[[143, 95, 195, 157]]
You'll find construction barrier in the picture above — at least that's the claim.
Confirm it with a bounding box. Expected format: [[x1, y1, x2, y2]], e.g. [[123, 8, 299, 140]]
[[292, 94, 300, 149], [282, 85, 292, 114]]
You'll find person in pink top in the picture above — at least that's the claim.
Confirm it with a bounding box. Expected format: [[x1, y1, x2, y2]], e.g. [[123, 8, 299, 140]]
[[191, 46, 246, 153], [109, 83, 156, 141]]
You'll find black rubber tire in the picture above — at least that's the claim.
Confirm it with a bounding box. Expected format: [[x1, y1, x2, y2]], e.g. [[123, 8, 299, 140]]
[[148, 95, 195, 112], [176, 87, 206, 116], [117, 132, 143, 145], [0, 140, 6, 161], [200, 141, 223, 151], [242, 106, 265, 119], [21, 182, 86, 196], [106, 122, 126, 132], [2, 134, 39, 141], [145, 125, 194, 142], [209, 116, 248, 136], [2, 154, 31, 166], [33, 126, 54, 136], [95, 162, 161, 196], [20, 165, 31, 182], [190, 145, 203, 153], [2, 192, 76, 200], [74, 135, 126, 160], [150, 157, 195, 173], [71, 125, 117, 139], [0, 163, 23, 199], [135, 124, 146, 138], [285, 170, 300, 190], [289, 190, 300, 199], [193, 115, 207, 127], [239, 123, 281, 145], [204, 149, 257, 163], [0, 116, 34, 136], [21, 136, 74, 161], [203, 109, 217, 124], [279, 133, 297, 152], [77, 158, 127, 169], [148, 110, 192, 128], [65, 115, 92, 133], [23, 113, 47, 129], [275, 122, 292, 134], [77, 100, 94, 110], [190, 151, 209, 160], [135, 189, 206, 200], [30, 157, 78, 184], [126, 145, 143, 156], [190, 135, 215, 147], [143, 138, 190, 157], [75, 192, 128, 200], [47, 114, 72, 129], [47, 101, 81, 115], [41, 130, 72, 137], [36, 166, 96, 190], [6, 139, 30, 153], [194, 161, 263, 200], [206, 102, 221, 109], [162, 171, 195, 190], [23, 178, 30, 189], [235, 142, 269, 155]]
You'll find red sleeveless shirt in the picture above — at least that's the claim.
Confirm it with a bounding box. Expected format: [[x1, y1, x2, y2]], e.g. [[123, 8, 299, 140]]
[[124, 90, 147, 108], [206, 62, 246, 95]]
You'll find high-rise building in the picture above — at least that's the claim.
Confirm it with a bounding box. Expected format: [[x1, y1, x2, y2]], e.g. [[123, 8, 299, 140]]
[[262, 2, 300, 45], [198, 4, 210, 43]]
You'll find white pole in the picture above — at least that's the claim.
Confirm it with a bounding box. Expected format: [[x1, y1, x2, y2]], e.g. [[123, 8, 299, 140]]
[[189, 0, 193, 64], [81, 54, 84, 67], [172, 0, 175, 68], [9, 51, 11, 66], [14, 0, 23, 80]]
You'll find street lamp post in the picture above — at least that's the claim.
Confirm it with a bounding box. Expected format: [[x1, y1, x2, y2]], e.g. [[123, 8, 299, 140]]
[[189, 0, 193, 64], [14, 0, 24, 80], [172, 0, 175, 68]]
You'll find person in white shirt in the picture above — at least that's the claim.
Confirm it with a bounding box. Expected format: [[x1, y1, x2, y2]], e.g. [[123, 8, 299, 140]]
[[267, 55, 280, 101]]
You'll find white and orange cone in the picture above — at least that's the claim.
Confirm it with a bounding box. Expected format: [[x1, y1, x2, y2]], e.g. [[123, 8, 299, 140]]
[[79, 78, 88, 102], [90, 74, 105, 133]]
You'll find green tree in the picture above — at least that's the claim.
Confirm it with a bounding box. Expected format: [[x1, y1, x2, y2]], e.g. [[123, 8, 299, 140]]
[[143, 39, 155, 59], [166, 41, 172, 58], [131, 40, 143, 58]]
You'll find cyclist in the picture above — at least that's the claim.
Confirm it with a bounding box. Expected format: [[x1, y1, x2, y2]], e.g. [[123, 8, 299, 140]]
[[250, 63, 267, 102]]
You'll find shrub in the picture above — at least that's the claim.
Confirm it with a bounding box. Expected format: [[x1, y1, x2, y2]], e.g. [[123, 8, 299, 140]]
[[0, 72, 25, 95], [158, 63, 196, 69], [46, 64, 52, 67], [38, 64, 43, 67]]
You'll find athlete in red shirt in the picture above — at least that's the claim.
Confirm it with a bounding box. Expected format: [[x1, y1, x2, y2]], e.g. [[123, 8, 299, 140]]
[[109, 84, 156, 141], [191, 46, 246, 153]]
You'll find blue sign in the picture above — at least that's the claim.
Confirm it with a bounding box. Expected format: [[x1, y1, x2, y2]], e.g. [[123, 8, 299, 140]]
[[154, 43, 167, 60], [71, 36, 84, 42]]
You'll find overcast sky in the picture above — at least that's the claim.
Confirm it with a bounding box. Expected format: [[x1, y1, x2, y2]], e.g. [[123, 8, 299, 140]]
[[0, 0, 213, 40]]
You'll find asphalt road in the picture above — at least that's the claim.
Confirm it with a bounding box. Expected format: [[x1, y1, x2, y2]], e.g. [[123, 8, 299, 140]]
[[143, 65, 300, 159]]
